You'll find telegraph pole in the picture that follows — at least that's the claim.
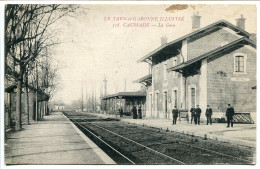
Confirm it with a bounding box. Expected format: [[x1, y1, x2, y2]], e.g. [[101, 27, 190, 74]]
[[94, 83, 96, 112], [81, 80, 84, 112], [86, 85, 88, 112]]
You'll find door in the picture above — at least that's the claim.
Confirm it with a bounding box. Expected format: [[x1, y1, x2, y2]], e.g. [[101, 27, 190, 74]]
[[190, 88, 196, 108], [173, 90, 177, 107], [150, 94, 152, 117], [164, 92, 168, 118], [155, 93, 159, 118]]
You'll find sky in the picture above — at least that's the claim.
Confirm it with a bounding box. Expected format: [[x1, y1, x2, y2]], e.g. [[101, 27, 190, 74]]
[[51, 4, 257, 104]]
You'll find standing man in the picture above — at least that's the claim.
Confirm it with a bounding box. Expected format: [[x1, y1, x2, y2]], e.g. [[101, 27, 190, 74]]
[[205, 105, 213, 125], [119, 107, 123, 117], [190, 105, 195, 124], [172, 106, 179, 125], [132, 106, 137, 119], [138, 106, 142, 119], [195, 105, 202, 125], [226, 104, 235, 127]]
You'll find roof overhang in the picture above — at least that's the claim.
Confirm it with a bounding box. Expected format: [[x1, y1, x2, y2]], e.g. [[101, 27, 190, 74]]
[[167, 37, 256, 73], [102, 91, 146, 100], [133, 74, 152, 86], [5, 84, 50, 101], [138, 20, 251, 63]]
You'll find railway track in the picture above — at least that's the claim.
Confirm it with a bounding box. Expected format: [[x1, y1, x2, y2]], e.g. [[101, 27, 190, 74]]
[[63, 112, 254, 165]]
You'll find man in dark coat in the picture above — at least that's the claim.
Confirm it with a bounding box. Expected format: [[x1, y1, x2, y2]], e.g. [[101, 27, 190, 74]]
[[119, 107, 123, 117], [132, 106, 137, 119], [226, 104, 235, 127], [205, 105, 213, 125], [190, 105, 195, 124], [138, 106, 142, 119], [172, 106, 179, 125], [195, 105, 201, 125]]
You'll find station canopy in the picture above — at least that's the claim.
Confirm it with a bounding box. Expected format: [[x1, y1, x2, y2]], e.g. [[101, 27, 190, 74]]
[[133, 74, 152, 87], [102, 90, 146, 100], [5, 84, 50, 101]]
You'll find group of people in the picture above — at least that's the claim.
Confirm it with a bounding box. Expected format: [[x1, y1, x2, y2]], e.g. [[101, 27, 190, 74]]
[[132, 106, 142, 119], [118, 106, 143, 119], [118, 106, 142, 119], [189, 105, 206, 125], [172, 104, 235, 127]]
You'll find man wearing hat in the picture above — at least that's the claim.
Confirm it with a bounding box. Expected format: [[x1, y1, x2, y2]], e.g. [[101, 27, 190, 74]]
[[205, 105, 213, 125], [195, 105, 201, 125], [226, 104, 235, 127], [172, 106, 179, 125], [190, 105, 195, 124]]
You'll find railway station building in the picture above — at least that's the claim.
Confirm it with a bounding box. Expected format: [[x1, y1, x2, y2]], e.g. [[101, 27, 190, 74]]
[[4, 84, 50, 129], [54, 104, 65, 110], [135, 13, 256, 123], [101, 91, 146, 116]]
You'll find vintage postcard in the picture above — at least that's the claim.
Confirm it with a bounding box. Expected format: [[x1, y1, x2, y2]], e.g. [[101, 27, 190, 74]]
[[2, 3, 257, 166]]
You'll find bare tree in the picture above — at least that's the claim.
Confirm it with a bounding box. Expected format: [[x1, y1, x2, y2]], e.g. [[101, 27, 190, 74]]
[[5, 4, 81, 130]]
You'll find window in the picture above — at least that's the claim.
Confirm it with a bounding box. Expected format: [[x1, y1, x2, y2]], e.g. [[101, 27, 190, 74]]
[[149, 94, 152, 111], [234, 53, 247, 74], [163, 92, 168, 116], [164, 63, 167, 80], [173, 90, 177, 106], [191, 88, 195, 107], [155, 92, 159, 113], [153, 66, 158, 81], [173, 59, 177, 78], [235, 56, 244, 72]]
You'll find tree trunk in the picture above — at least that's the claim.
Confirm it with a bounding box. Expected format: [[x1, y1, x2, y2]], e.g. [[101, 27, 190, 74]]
[[39, 102, 42, 119], [15, 79, 22, 131], [25, 85, 30, 125]]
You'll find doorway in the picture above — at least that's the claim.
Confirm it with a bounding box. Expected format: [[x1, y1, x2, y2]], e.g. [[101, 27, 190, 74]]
[[155, 93, 159, 118], [190, 87, 196, 108], [150, 94, 152, 117], [164, 91, 168, 118]]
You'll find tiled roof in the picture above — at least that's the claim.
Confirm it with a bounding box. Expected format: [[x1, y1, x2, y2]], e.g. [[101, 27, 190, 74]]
[[102, 90, 146, 99], [138, 20, 251, 63], [133, 74, 152, 83], [167, 37, 256, 72]]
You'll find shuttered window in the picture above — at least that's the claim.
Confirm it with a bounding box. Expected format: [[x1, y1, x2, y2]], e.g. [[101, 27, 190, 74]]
[[235, 56, 244, 72]]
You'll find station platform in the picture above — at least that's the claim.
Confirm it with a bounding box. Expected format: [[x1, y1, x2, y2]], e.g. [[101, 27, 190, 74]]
[[92, 112, 256, 148], [4, 112, 116, 165]]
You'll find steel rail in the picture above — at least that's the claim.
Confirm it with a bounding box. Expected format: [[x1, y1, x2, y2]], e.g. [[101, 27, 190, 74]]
[[88, 122, 186, 164], [65, 113, 252, 164], [90, 122, 252, 164], [178, 141, 252, 163], [93, 121, 252, 164], [70, 118, 136, 165]]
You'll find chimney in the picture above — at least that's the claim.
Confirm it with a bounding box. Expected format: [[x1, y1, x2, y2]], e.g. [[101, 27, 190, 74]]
[[191, 12, 201, 31], [236, 14, 246, 30], [160, 35, 167, 46]]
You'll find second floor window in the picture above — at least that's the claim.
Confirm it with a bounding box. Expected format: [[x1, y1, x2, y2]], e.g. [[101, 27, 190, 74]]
[[164, 63, 167, 80], [156, 66, 159, 81], [235, 56, 244, 72], [173, 59, 177, 78]]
